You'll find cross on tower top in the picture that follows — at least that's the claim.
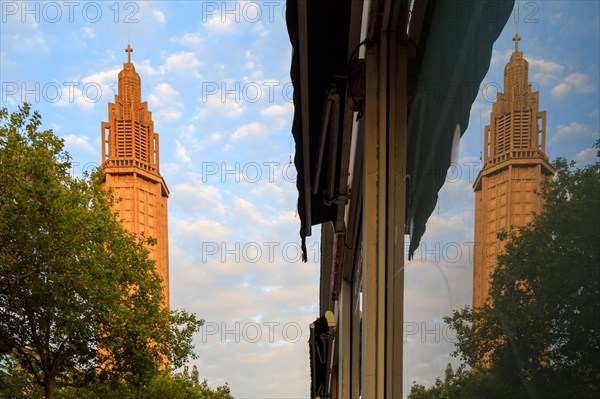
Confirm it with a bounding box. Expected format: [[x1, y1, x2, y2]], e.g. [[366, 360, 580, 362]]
[[513, 33, 521, 52], [125, 44, 133, 63]]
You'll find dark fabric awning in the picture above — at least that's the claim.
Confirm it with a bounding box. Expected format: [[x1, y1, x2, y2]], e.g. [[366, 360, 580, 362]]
[[286, 0, 352, 261], [405, 0, 514, 258], [287, 0, 514, 260]]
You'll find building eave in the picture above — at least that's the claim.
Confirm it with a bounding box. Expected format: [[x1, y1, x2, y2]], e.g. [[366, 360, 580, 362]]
[[473, 156, 556, 191]]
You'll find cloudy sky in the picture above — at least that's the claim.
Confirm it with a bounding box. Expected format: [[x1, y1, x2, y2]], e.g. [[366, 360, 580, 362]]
[[1, 1, 598, 398]]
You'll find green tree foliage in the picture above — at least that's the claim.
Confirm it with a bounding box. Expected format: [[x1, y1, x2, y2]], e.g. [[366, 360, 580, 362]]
[[54, 366, 233, 399], [408, 363, 507, 399], [0, 104, 206, 398], [0, 355, 43, 398], [409, 144, 600, 399]]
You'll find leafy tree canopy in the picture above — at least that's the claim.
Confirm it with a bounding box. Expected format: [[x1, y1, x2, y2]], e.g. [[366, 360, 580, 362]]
[[0, 104, 218, 398], [409, 142, 600, 399]]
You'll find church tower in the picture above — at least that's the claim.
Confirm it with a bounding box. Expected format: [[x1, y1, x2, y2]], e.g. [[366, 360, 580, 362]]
[[473, 34, 554, 308], [101, 45, 170, 308]]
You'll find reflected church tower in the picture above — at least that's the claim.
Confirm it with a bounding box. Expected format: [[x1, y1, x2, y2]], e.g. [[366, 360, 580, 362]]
[[472, 34, 554, 308]]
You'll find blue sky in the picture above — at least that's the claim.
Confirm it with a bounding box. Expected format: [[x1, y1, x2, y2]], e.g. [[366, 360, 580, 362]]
[[1, 1, 598, 398]]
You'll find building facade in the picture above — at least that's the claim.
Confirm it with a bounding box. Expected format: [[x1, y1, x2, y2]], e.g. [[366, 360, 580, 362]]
[[286, 1, 514, 397], [100, 46, 170, 308], [473, 35, 555, 309]]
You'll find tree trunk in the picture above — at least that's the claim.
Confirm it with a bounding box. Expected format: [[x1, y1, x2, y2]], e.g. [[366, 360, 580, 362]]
[[44, 373, 56, 399]]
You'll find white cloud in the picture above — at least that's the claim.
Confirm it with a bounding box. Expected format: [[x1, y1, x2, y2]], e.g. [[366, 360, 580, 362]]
[[204, 13, 236, 33], [260, 104, 288, 118], [153, 10, 166, 23], [148, 83, 184, 122], [243, 50, 265, 80], [260, 104, 292, 130], [550, 10, 564, 22], [565, 73, 594, 92], [135, 59, 162, 77], [83, 27, 95, 39], [54, 84, 96, 110], [553, 122, 599, 142], [6, 19, 46, 51], [208, 132, 223, 142], [175, 140, 192, 166], [248, 180, 285, 198], [253, 21, 269, 39], [176, 126, 223, 157], [231, 122, 267, 141], [524, 57, 595, 99], [0, 52, 17, 69], [171, 33, 205, 47], [50, 67, 120, 110], [233, 197, 262, 224], [574, 147, 598, 165], [173, 219, 231, 243], [49, 66, 120, 110], [196, 94, 246, 119], [528, 57, 565, 87], [489, 48, 513, 67], [163, 52, 202, 74], [273, 210, 299, 226], [171, 182, 226, 217], [133, 2, 167, 30], [83, 67, 121, 89], [552, 72, 595, 97], [161, 162, 180, 176], [150, 79, 176, 101], [62, 134, 95, 154], [552, 82, 570, 97]]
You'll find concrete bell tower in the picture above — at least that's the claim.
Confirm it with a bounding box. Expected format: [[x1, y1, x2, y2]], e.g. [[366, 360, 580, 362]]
[[473, 34, 554, 308], [101, 45, 170, 308]]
